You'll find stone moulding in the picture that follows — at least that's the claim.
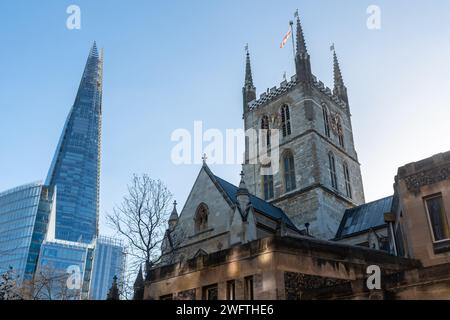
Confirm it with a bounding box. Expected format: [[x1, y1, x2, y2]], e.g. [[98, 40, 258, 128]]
[[249, 75, 347, 111], [403, 164, 450, 194]]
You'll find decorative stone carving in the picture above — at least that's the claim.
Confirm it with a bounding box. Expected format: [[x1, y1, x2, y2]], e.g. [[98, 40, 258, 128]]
[[176, 289, 196, 300], [404, 164, 450, 193], [330, 113, 343, 136], [284, 272, 348, 300]]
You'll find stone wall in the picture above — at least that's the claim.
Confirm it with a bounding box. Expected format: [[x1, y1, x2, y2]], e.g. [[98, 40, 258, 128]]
[[145, 236, 422, 300], [243, 77, 365, 240], [393, 151, 450, 267]]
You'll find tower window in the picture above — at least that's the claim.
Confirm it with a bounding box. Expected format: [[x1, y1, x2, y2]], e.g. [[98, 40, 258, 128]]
[[261, 115, 271, 147], [328, 153, 338, 190], [337, 117, 345, 148], [323, 105, 331, 138], [195, 203, 209, 233], [283, 151, 296, 192], [338, 133, 345, 148], [262, 175, 274, 200], [281, 105, 291, 137], [343, 163, 352, 198], [425, 194, 450, 242]]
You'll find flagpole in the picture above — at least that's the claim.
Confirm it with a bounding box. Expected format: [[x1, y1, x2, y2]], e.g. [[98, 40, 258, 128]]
[[289, 20, 296, 76]]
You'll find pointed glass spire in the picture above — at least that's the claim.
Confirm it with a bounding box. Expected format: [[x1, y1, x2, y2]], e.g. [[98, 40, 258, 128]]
[[45, 42, 103, 243], [90, 41, 99, 58]]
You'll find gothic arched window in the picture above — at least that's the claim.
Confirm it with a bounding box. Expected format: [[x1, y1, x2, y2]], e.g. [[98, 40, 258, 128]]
[[261, 115, 270, 147], [337, 117, 345, 148], [281, 105, 291, 137], [323, 105, 331, 138], [262, 175, 274, 200], [283, 151, 296, 192], [195, 203, 209, 233], [343, 162, 352, 198], [328, 152, 338, 190]]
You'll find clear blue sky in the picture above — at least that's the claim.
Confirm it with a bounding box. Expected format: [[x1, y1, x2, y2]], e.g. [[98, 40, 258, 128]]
[[1, 0, 450, 236]]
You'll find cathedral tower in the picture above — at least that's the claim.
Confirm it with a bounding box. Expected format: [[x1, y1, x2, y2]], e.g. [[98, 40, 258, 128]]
[[242, 14, 365, 239]]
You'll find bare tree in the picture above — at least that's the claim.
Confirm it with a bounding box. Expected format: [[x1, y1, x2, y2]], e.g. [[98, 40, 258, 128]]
[[0, 267, 22, 300], [117, 268, 134, 300], [107, 174, 173, 277], [161, 226, 187, 265], [30, 265, 82, 300]]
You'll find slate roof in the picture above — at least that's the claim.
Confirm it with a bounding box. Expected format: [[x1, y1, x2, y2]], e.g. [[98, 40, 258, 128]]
[[214, 175, 297, 229], [334, 196, 393, 240]]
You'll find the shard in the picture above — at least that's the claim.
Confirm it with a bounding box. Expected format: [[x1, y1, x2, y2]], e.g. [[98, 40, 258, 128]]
[[45, 43, 103, 243]]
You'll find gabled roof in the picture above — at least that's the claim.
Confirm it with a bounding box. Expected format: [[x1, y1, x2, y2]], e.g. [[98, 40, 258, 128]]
[[213, 175, 297, 229], [334, 196, 393, 240]]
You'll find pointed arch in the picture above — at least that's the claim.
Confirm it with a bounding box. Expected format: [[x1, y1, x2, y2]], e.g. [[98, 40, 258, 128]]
[[194, 203, 209, 233], [261, 115, 270, 147], [262, 175, 274, 200], [282, 150, 296, 192], [328, 152, 338, 190], [343, 162, 352, 198], [281, 105, 291, 137], [337, 116, 345, 148], [322, 104, 331, 138]]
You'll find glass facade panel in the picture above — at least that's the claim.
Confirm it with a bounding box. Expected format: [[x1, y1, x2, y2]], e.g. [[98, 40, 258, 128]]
[[0, 183, 54, 284], [36, 240, 94, 300], [45, 44, 103, 244], [1, 44, 123, 300], [89, 237, 125, 300]]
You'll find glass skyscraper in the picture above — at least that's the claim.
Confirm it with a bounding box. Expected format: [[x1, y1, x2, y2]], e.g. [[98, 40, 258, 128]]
[[36, 239, 95, 300], [89, 236, 126, 300], [0, 182, 55, 285], [45, 42, 103, 244], [1, 43, 125, 299]]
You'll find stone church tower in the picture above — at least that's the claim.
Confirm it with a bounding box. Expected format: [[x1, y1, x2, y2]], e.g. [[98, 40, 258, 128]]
[[242, 15, 365, 240]]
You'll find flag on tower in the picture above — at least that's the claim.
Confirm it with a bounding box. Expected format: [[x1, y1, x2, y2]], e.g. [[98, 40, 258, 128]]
[[280, 28, 292, 48]]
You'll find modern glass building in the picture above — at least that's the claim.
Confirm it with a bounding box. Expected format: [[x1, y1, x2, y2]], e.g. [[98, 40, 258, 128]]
[[36, 239, 95, 300], [1, 43, 125, 299], [45, 42, 103, 244], [0, 182, 55, 285], [89, 236, 126, 300]]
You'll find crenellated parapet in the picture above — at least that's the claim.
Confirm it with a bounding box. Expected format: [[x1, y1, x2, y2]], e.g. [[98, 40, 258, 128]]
[[248, 74, 348, 112]]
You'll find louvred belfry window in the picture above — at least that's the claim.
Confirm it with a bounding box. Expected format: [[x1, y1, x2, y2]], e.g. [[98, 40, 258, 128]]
[[343, 162, 352, 198], [283, 151, 296, 192], [281, 105, 291, 137], [261, 115, 271, 147], [329, 153, 338, 190], [323, 105, 331, 138]]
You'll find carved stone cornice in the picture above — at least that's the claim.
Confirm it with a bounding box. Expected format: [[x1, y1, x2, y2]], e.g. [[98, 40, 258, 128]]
[[403, 163, 450, 194]]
